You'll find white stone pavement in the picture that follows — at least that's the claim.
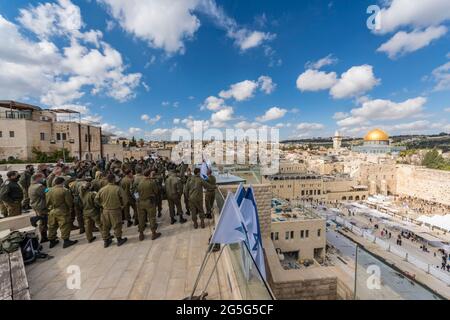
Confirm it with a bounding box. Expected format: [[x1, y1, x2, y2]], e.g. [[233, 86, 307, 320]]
[[25, 205, 229, 300]]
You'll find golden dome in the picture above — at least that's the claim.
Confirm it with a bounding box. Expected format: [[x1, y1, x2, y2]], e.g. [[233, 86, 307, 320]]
[[364, 129, 389, 141]]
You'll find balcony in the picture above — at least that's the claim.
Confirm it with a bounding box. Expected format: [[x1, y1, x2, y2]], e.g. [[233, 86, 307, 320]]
[[0, 110, 32, 120]]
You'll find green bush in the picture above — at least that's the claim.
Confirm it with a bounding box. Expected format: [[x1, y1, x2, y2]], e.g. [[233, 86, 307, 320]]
[[422, 149, 450, 171]]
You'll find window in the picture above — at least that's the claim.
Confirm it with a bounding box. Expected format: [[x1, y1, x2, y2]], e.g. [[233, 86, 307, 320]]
[[40, 133, 45, 141], [290, 231, 294, 239], [300, 230, 304, 239], [285, 232, 289, 240], [62, 133, 67, 141], [0, 131, 2, 138], [317, 229, 321, 237], [274, 232, 279, 241], [305, 230, 309, 238], [9, 131, 14, 138], [271, 233, 274, 240], [56, 133, 61, 141]]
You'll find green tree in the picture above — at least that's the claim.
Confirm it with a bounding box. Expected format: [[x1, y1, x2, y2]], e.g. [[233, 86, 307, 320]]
[[422, 149, 450, 171]]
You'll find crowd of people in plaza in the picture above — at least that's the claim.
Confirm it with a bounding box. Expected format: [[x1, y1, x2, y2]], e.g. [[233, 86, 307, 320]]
[[0, 157, 217, 250]]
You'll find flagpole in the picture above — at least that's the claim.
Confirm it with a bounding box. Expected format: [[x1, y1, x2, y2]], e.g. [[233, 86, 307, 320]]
[[189, 243, 214, 299], [199, 245, 226, 297]]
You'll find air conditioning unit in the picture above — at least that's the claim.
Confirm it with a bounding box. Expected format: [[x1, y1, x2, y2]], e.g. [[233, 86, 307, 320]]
[[69, 139, 75, 144], [50, 140, 56, 144]]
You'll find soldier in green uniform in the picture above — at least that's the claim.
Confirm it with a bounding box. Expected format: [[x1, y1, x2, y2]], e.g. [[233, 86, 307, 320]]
[[184, 168, 215, 229], [165, 167, 187, 225], [0, 174, 6, 218], [68, 173, 86, 234], [28, 173, 49, 243], [204, 169, 217, 220], [19, 165, 34, 210], [155, 162, 165, 218], [46, 177, 78, 249], [95, 174, 128, 248], [120, 169, 136, 227], [0, 171, 23, 217], [80, 182, 102, 243], [136, 170, 161, 241], [47, 166, 62, 188], [183, 167, 192, 217], [132, 167, 145, 225]]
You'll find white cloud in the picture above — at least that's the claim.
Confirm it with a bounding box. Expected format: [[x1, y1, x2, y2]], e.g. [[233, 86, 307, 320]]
[[296, 65, 379, 99], [219, 80, 259, 101], [234, 121, 261, 130], [173, 118, 181, 124], [333, 112, 349, 120], [98, 0, 274, 54], [297, 123, 325, 131], [218, 76, 276, 102], [337, 97, 427, 127], [371, 0, 450, 58], [145, 128, 171, 139], [258, 76, 277, 94], [0, 2, 141, 106], [431, 61, 450, 91], [53, 104, 89, 114], [129, 127, 142, 135], [293, 122, 325, 138], [256, 107, 287, 122], [211, 107, 234, 127], [445, 107, 450, 112], [182, 117, 210, 130], [198, 0, 275, 51], [98, 0, 201, 55], [18, 0, 83, 39], [330, 65, 380, 99], [389, 120, 431, 132], [378, 26, 447, 59], [141, 114, 161, 125], [296, 69, 338, 92], [305, 54, 338, 70], [202, 96, 227, 111], [231, 30, 275, 51], [376, 0, 450, 34]]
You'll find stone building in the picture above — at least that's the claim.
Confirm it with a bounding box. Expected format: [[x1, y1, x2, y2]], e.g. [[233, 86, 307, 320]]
[[0, 101, 102, 161], [270, 207, 326, 261], [262, 173, 368, 203]]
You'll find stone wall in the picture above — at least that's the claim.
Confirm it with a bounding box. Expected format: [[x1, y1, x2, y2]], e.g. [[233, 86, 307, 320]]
[[396, 165, 450, 206], [264, 239, 338, 300]]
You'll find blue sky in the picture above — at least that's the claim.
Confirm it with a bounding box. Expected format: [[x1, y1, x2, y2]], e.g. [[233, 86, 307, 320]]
[[0, 0, 449, 140]]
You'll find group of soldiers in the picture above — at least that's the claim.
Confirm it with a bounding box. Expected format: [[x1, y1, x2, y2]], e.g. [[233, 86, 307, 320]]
[[0, 156, 217, 249]]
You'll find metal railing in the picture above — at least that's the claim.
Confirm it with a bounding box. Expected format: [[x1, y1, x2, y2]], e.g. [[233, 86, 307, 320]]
[[335, 216, 450, 286], [214, 189, 275, 300]]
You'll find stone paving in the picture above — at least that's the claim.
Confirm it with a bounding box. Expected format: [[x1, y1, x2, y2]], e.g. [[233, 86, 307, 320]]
[[26, 206, 226, 300]]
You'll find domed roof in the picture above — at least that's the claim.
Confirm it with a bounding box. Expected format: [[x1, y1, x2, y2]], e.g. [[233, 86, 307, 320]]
[[364, 129, 389, 141]]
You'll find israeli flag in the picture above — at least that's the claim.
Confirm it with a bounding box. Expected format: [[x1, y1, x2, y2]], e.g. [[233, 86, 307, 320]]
[[200, 161, 209, 180], [235, 183, 246, 206], [210, 192, 248, 245], [240, 186, 267, 280]]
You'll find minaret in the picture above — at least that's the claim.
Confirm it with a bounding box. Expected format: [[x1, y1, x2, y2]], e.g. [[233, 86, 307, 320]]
[[333, 130, 342, 151]]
